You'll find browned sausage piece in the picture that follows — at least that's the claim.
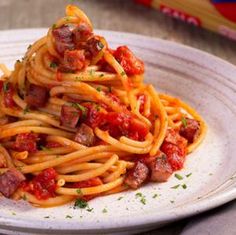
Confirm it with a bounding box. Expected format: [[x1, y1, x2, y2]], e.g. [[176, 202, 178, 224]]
[[124, 161, 149, 189], [180, 118, 200, 143], [25, 84, 48, 108], [149, 152, 173, 182], [0, 168, 25, 198], [74, 123, 95, 146], [60, 104, 81, 128]]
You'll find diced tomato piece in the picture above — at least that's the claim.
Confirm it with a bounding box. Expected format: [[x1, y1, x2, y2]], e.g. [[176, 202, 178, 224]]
[[102, 112, 149, 141], [45, 141, 62, 148], [83, 104, 105, 129], [161, 129, 187, 171], [22, 168, 57, 200], [137, 94, 146, 114], [72, 177, 103, 201], [72, 177, 103, 188], [13, 133, 38, 153], [113, 46, 144, 75], [3, 82, 15, 108]]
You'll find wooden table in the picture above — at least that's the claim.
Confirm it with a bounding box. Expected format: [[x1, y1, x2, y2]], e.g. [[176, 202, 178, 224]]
[[0, 0, 235, 234]]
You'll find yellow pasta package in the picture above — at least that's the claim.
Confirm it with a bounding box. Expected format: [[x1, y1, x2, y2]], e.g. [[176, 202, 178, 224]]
[[135, 0, 236, 40]]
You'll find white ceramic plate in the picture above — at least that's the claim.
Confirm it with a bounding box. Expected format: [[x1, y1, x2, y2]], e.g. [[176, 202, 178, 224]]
[[0, 29, 235, 235]]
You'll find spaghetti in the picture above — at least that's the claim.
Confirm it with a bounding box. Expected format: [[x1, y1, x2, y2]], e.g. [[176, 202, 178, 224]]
[[0, 5, 206, 208]]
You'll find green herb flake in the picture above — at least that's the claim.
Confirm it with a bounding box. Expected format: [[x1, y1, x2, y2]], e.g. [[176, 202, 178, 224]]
[[135, 192, 143, 198], [12, 212, 16, 215], [66, 215, 73, 219], [170, 200, 175, 204], [181, 116, 187, 128], [86, 207, 93, 212], [75, 76, 82, 81], [50, 61, 58, 69], [117, 196, 123, 201], [22, 194, 27, 201], [27, 44, 32, 50], [182, 184, 187, 189], [23, 106, 29, 114], [16, 59, 21, 63], [120, 71, 126, 76], [89, 69, 95, 77], [140, 197, 146, 205], [102, 208, 107, 213], [174, 173, 183, 180], [44, 216, 50, 219], [71, 103, 87, 118], [52, 24, 57, 29], [76, 188, 82, 195], [40, 145, 51, 151], [152, 194, 158, 199], [3, 82, 9, 92], [171, 184, 180, 189], [97, 41, 104, 50], [186, 173, 192, 178], [99, 74, 104, 78], [74, 198, 88, 209], [96, 87, 102, 92]]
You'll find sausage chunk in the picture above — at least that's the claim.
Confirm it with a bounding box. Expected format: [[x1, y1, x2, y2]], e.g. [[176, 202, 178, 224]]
[[149, 152, 173, 182], [52, 25, 75, 55], [26, 84, 48, 108], [13, 133, 38, 153], [0, 168, 25, 198], [74, 123, 95, 146], [72, 23, 93, 47], [124, 161, 149, 189], [180, 118, 200, 143], [60, 104, 81, 128]]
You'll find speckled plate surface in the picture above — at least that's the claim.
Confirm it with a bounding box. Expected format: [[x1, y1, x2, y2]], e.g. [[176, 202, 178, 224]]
[[0, 29, 235, 235]]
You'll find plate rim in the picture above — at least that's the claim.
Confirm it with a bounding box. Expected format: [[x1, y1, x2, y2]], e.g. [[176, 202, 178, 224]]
[[0, 28, 235, 233]]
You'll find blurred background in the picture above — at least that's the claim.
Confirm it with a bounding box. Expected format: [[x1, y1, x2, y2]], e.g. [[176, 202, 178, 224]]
[[0, 0, 236, 64], [0, 1, 235, 234]]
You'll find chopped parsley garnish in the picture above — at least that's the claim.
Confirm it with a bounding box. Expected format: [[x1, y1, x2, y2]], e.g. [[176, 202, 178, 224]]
[[86, 207, 93, 212], [40, 145, 51, 151], [97, 41, 104, 50], [120, 71, 126, 76], [117, 196, 123, 201], [3, 82, 9, 92], [66, 215, 73, 219], [22, 194, 27, 201], [89, 69, 95, 77], [99, 74, 104, 78], [71, 103, 87, 118], [16, 59, 21, 63], [152, 194, 158, 199], [44, 216, 50, 219], [27, 44, 32, 50], [52, 24, 57, 29], [12, 212, 16, 215], [50, 61, 58, 68], [181, 116, 187, 127], [182, 184, 187, 189], [75, 76, 82, 81], [102, 208, 107, 213], [23, 106, 29, 114], [74, 198, 88, 209], [170, 200, 175, 204], [171, 184, 180, 189], [135, 192, 146, 205], [174, 173, 183, 180], [96, 87, 102, 92], [76, 188, 82, 195], [186, 173, 192, 178]]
